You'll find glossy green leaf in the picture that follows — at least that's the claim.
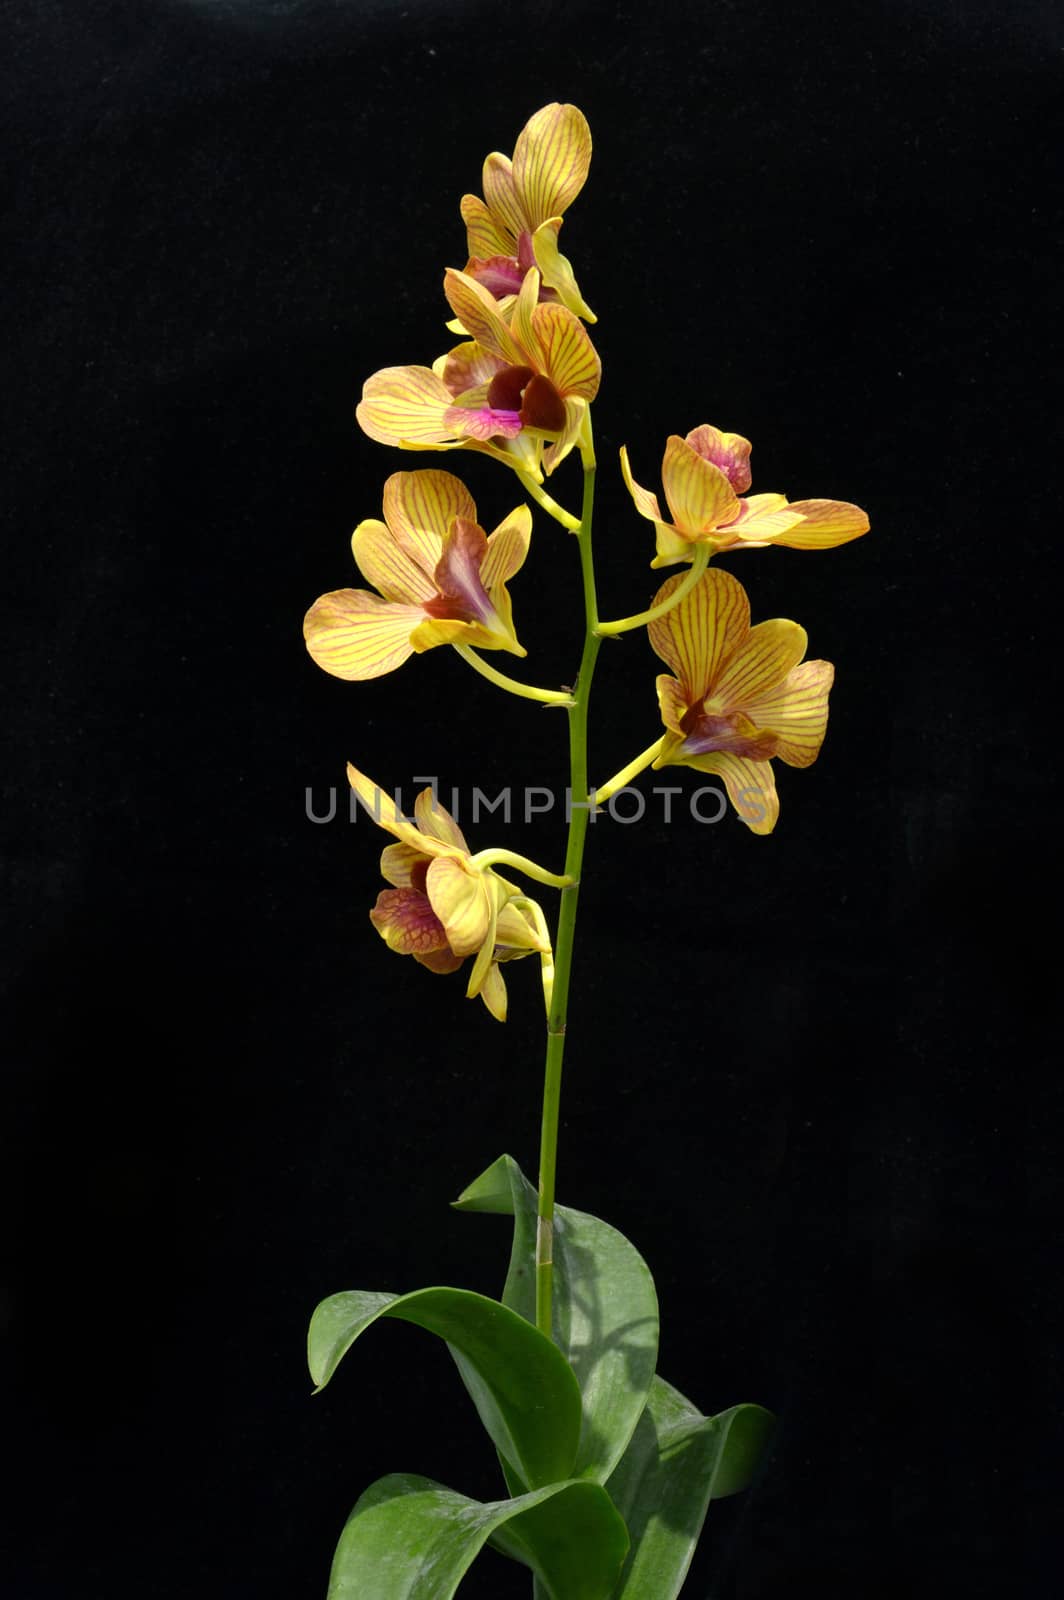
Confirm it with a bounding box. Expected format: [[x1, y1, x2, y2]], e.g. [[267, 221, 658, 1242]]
[[308, 1286, 582, 1489], [327, 1472, 629, 1600], [604, 1376, 774, 1598], [454, 1154, 660, 1484]]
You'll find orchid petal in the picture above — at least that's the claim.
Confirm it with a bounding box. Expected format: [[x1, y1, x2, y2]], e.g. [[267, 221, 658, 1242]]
[[712, 618, 808, 708], [511, 267, 541, 362], [481, 504, 532, 588], [460, 192, 514, 258], [379, 841, 426, 888], [531, 302, 601, 399], [620, 446, 664, 524], [542, 396, 588, 476], [531, 218, 596, 322], [409, 614, 524, 657], [436, 341, 508, 399], [647, 568, 751, 700], [661, 435, 741, 533], [347, 763, 442, 854], [745, 659, 834, 767], [426, 856, 493, 958], [721, 494, 805, 547], [383, 469, 478, 573], [303, 589, 423, 680], [413, 789, 470, 851], [683, 753, 780, 836], [494, 899, 550, 954], [369, 887, 450, 956], [651, 519, 700, 567], [655, 673, 690, 737], [478, 962, 508, 1021], [415, 946, 465, 974], [357, 366, 461, 447], [443, 270, 525, 365], [512, 103, 592, 230], [772, 498, 870, 549], [481, 152, 524, 240], [351, 517, 436, 604], [684, 424, 753, 493]]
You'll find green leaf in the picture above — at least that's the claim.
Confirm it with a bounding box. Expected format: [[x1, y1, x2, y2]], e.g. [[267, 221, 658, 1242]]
[[604, 1376, 774, 1598], [454, 1154, 659, 1484], [308, 1286, 582, 1489], [327, 1472, 629, 1600]]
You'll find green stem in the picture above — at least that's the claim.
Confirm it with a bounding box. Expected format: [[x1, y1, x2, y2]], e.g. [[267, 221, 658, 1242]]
[[452, 644, 574, 706], [516, 469, 582, 533], [467, 849, 572, 889], [536, 426, 601, 1340], [595, 543, 710, 635]]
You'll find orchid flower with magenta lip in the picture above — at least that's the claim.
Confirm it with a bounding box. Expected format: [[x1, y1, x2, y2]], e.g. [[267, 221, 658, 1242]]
[[622, 423, 870, 567], [348, 763, 552, 1022], [303, 469, 530, 680], [459, 101, 595, 323], [356, 267, 600, 481], [648, 565, 834, 835]]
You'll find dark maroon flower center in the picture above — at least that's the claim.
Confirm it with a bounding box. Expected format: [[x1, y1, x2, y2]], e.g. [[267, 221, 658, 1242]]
[[486, 364, 566, 433]]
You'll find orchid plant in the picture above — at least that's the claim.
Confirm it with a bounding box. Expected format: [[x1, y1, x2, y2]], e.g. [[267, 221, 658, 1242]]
[[304, 103, 869, 1598]]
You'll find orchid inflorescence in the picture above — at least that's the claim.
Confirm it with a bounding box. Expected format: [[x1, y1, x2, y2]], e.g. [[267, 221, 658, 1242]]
[[304, 103, 869, 1598]]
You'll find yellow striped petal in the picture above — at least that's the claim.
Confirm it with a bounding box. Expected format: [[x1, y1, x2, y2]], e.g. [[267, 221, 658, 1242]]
[[745, 659, 834, 767], [655, 673, 690, 736], [773, 498, 870, 549], [477, 961, 508, 1021], [356, 366, 459, 446], [379, 841, 426, 887], [460, 192, 514, 258], [435, 341, 507, 398], [346, 762, 447, 854], [482, 152, 524, 239], [303, 589, 423, 680], [425, 856, 493, 958], [531, 302, 601, 399], [651, 520, 699, 567], [443, 270, 525, 365], [351, 517, 436, 604], [383, 469, 477, 573], [647, 568, 750, 700], [542, 396, 587, 476], [511, 267, 541, 363], [720, 494, 805, 548], [531, 219, 595, 322], [661, 435, 740, 533], [683, 753, 780, 835], [512, 103, 592, 230], [620, 445, 664, 523], [712, 619, 808, 709], [481, 504, 532, 588], [413, 788, 470, 851]]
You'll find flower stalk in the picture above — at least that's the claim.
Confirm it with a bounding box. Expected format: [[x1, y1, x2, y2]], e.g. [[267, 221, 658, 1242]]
[[535, 430, 600, 1338]]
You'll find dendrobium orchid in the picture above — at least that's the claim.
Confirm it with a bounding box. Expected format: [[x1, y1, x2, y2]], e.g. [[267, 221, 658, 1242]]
[[348, 764, 552, 1022], [648, 566, 834, 835], [303, 469, 531, 679], [459, 101, 595, 324], [622, 424, 870, 567], [356, 267, 600, 480]]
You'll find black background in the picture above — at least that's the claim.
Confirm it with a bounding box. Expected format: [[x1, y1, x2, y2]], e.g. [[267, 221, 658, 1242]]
[[3, 1, 1060, 1595]]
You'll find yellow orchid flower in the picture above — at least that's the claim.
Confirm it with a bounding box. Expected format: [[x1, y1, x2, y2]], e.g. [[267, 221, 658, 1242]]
[[356, 267, 600, 481], [648, 566, 834, 835], [459, 102, 595, 323], [348, 764, 551, 1022], [622, 423, 870, 567], [303, 470, 531, 680]]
